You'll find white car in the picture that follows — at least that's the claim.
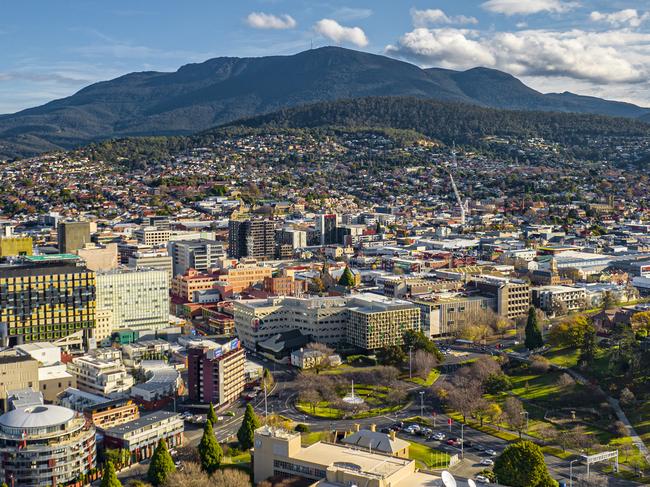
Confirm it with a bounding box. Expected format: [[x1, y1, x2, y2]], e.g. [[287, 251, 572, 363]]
[[475, 475, 491, 484], [432, 432, 446, 441], [480, 458, 494, 466], [485, 449, 497, 456]]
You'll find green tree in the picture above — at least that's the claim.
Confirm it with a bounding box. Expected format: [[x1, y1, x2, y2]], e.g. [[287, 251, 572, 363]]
[[338, 266, 355, 287], [402, 329, 443, 361], [100, 461, 123, 487], [494, 441, 557, 487], [262, 368, 274, 392], [525, 307, 544, 351], [549, 315, 592, 348], [377, 345, 406, 366], [147, 439, 176, 486], [207, 403, 218, 426], [579, 325, 597, 366], [237, 403, 261, 450], [602, 291, 617, 310], [198, 419, 223, 473]]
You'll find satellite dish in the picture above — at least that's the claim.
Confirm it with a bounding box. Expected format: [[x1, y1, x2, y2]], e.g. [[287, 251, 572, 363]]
[[468, 480, 477, 487], [441, 471, 457, 487]]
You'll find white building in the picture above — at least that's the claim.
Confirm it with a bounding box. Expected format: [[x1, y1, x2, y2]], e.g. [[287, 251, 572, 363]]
[[68, 355, 134, 398], [96, 267, 169, 335], [167, 239, 225, 277], [128, 251, 174, 285], [531, 285, 587, 314]]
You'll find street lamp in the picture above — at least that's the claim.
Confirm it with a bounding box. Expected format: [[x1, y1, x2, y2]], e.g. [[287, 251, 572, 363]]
[[419, 391, 425, 418], [409, 346, 414, 379], [461, 423, 465, 458], [570, 459, 578, 487]]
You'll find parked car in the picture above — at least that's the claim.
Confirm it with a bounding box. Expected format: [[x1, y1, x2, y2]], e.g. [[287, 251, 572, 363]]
[[476, 475, 491, 484], [484, 449, 497, 456], [480, 458, 494, 466], [431, 432, 446, 441]]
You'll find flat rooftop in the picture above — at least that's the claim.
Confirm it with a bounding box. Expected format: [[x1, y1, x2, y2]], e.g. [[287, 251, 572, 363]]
[[103, 411, 180, 437], [294, 441, 412, 479]]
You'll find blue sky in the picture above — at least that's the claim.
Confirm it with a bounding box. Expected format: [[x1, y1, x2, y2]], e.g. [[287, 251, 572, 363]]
[[2, 0, 650, 113]]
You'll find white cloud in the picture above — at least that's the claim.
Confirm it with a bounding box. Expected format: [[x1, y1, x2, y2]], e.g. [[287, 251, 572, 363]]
[[385, 27, 649, 84], [246, 12, 297, 30], [411, 8, 478, 27], [590, 9, 649, 28], [332, 7, 373, 21], [481, 0, 576, 16], [314, 19, 368, 47]]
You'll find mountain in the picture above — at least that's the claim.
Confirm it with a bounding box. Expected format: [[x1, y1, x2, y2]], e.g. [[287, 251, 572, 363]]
[[217, 97, 650, 146], [1, 46, 649, 159]]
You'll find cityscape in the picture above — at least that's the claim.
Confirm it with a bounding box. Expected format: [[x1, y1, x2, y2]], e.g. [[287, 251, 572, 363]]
[[2, 2, 650, 487]]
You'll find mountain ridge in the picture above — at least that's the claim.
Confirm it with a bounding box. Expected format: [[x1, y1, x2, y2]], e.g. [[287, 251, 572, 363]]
[[1, 46, 648, 159]]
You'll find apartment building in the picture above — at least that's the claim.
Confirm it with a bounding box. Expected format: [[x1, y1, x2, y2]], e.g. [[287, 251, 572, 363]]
[[83, 398, 140, 430], [531, 285, 588, 314], [228, 218, 276, 260], [103, 411, 183, 464], [68, 355, 134, 398], [171, 268, 220, 303], [0, 261, 96, 347], [168, 239, 225, 277], [217, 259, 273, 293], [0, 404, 96, 486], [187, 339, 245, 406]]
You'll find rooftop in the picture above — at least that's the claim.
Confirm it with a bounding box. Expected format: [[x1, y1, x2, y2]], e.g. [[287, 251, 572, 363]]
[[0, 404, 74, 431], [103, 410, 180, 437]]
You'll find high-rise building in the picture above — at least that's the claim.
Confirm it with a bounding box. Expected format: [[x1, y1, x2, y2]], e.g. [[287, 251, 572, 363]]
[[57, 221, 91, 254], [134, 226, 171, 246], [95, 268, 169, 334], [128, 251, 174, 285], [168, 239, 225, 277], [471, 276, 531, 320], [228, 218, 276, 260], [0, 262, 96, 347], [315, 213, 338, 245], [187, 339, 245, 406], [0, 403, 97, 486]]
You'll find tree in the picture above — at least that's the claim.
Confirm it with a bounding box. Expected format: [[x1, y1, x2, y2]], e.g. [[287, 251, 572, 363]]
[[484, 373, 513, 394], [237, 403, 261, 450], [549, 315, 592, 348], [377, 345, 406, 366], [163, 462, 251, 487], [100, 461, 123, 487], [402, 329, 443, 361], [494, 441, 557, 487], [503, 397, 526, 437], [198, 419, 223, 474], [305, 342, 335, 373], [487, 402, 503, 427], [262, 368, 275, 391], [338, 266, 355, 287], [529, 355, 551, 374], [602, 291, 617, 310], [147, 439, 176, 486], [207, 403, 218, 427], [525, 306, 544, 350], [413, 349, 438, 379], [631, 311, 650, 334], [579, 325, 597, 366]]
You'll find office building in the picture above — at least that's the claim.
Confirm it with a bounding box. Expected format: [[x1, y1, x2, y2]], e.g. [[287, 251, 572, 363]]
[[96, 268, 169, 334], [171, 268, 221, 303], [0, 404, 97, 487], [234, 296, 349, 350], [0, 262, 96, 347], [281, 228, 307, 249], [128, 251, 174, 285], [134, 226, 171, 246], [410, 293, 497, 337], [531, 285, 587, 314], [187, 338, 245, 406], [168, 239, 225, 277], [346, 294, 421, 351], [103, 411, 183, 464], [0, 236, 32, 257], [217, 259, 273, 293], [471, 276, 530, 320], [253, 426, 440, 486], [0, 353, 39, 411], [316, 213, 338, 245], [57, 221, 91, 253], [228, 218, 276, 260]]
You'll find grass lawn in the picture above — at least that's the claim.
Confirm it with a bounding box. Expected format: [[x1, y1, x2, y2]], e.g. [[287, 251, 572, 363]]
[[408, 441, 450, 469], [222, 451, 251, 465], [296, 401, 343, 419], [406, 369, 441, 387], [546, 347, 580, 368]]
